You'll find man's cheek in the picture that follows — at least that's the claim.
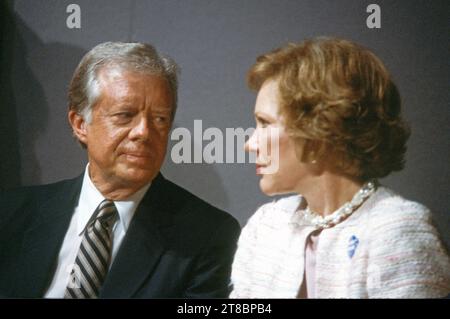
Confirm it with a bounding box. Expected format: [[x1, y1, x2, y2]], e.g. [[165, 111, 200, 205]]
[[109, 128, 129, 141]]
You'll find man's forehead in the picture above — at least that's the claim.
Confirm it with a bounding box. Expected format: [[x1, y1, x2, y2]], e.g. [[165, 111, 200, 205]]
[[96, 68, 172, 98], [97, 66, 124, 82], [95, 67, 174, 109], [97, 66, 165, 84]]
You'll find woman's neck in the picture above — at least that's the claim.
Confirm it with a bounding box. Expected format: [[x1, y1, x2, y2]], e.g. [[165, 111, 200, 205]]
[[300, 174, 364, 217]]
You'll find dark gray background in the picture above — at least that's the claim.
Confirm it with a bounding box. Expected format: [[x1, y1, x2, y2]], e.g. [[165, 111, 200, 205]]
[[1, 0, 449, 247]]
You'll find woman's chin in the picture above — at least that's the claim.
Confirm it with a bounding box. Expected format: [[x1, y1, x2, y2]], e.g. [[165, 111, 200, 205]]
[[259, 179, 280, 196], [259, 176, 296, 196]]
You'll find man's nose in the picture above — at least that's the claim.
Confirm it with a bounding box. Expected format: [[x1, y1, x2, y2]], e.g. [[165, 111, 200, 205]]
[[245, 130, 258, 153], [130, 117, 150, 141]]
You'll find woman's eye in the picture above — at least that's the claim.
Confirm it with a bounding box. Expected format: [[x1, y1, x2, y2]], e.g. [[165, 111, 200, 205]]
[[257, 119, 269, 128]]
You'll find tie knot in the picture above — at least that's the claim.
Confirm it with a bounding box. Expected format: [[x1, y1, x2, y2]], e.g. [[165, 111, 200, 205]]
[[94, 199, 118, 228]]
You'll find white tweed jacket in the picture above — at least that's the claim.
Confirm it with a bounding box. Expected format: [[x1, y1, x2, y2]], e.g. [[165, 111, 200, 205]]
[[230, 186, 450, 298]]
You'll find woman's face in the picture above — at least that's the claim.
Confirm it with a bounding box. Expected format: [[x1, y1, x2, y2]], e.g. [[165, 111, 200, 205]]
[[245, 79, 318, 196]]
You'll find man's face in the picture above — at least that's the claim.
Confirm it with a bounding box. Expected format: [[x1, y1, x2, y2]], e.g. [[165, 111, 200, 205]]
[[73, 69, 174, 193]]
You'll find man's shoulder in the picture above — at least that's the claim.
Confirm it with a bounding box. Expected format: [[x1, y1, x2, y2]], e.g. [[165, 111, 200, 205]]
[[158, 175, 237, 222], [153, 175, 241, 248], [1, 177, 80, 201], [0, 176, 81, 222]]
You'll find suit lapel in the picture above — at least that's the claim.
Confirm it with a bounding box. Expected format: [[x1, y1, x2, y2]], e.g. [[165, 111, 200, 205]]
[[100, 174, 174, 298], [16, 175, 83, 297]]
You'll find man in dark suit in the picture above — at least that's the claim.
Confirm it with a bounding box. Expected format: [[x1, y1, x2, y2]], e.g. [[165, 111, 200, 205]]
[[0, 42, 240, 298]]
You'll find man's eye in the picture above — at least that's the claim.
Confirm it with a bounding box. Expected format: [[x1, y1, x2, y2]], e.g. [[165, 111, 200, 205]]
[[154, 116, 169, 125], [113, 112, 134, 123], [114, 112, 133, 119]]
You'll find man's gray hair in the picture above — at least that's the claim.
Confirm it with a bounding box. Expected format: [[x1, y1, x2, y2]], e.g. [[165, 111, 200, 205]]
[[68, 41, 179, 125]]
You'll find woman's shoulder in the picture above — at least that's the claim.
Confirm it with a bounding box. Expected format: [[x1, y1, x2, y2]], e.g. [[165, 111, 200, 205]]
[[245, 195, 303, 227], [367, 186, 432, 221], [364, 186, 441, 242], [256, 194, 302, 216], [363, 186, 450, 297]]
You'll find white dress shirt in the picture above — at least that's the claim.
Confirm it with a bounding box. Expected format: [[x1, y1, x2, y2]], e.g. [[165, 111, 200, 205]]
[[44, 165, 151, 298]]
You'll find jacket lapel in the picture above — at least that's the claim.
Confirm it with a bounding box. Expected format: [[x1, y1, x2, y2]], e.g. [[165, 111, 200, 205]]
[[100, 174, 174, 298], [16, 175, 83, 297]]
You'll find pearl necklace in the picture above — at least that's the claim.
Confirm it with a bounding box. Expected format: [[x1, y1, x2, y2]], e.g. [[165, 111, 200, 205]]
[[301, 180, 376, 229]]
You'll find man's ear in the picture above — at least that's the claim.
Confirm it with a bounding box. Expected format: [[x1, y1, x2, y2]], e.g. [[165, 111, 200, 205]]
[[68, 110, 88, 145]]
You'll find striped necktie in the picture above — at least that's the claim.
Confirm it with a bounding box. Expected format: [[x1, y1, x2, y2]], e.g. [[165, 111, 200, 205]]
[[65, 199, 118, 298]]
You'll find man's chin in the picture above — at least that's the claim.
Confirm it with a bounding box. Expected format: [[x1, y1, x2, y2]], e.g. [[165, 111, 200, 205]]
[[123, 154, 154, 166], [118, 167, 157, 185]]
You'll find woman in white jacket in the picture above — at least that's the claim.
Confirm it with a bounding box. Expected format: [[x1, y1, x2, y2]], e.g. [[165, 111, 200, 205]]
[[230, 37, 449, 298]]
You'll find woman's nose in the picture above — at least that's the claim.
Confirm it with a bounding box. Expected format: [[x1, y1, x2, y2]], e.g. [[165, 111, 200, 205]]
[[245, 130, 258, 153]]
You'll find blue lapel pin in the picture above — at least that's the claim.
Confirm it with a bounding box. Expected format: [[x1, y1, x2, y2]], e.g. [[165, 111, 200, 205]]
[[348, 235, 359, 258]]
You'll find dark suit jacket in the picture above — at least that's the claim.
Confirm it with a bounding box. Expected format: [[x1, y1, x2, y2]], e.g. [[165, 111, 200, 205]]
[[0, 173, 240, 298]]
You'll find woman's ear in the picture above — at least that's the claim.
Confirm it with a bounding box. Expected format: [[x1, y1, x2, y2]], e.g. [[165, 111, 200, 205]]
[[301, 139, 327, 164], [68, 110, 88, 145], [297, 139, 316, 163]]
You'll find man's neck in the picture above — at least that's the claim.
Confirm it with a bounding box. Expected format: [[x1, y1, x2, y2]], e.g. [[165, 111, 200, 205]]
[[87, 166, 151, 201]]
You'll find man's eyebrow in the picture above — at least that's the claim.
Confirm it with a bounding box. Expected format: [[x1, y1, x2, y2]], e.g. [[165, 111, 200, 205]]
[[152, 107, 172, 113]]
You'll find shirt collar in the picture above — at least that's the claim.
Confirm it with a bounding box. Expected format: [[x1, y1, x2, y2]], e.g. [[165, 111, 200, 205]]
[[76, 164, 151, 236]]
